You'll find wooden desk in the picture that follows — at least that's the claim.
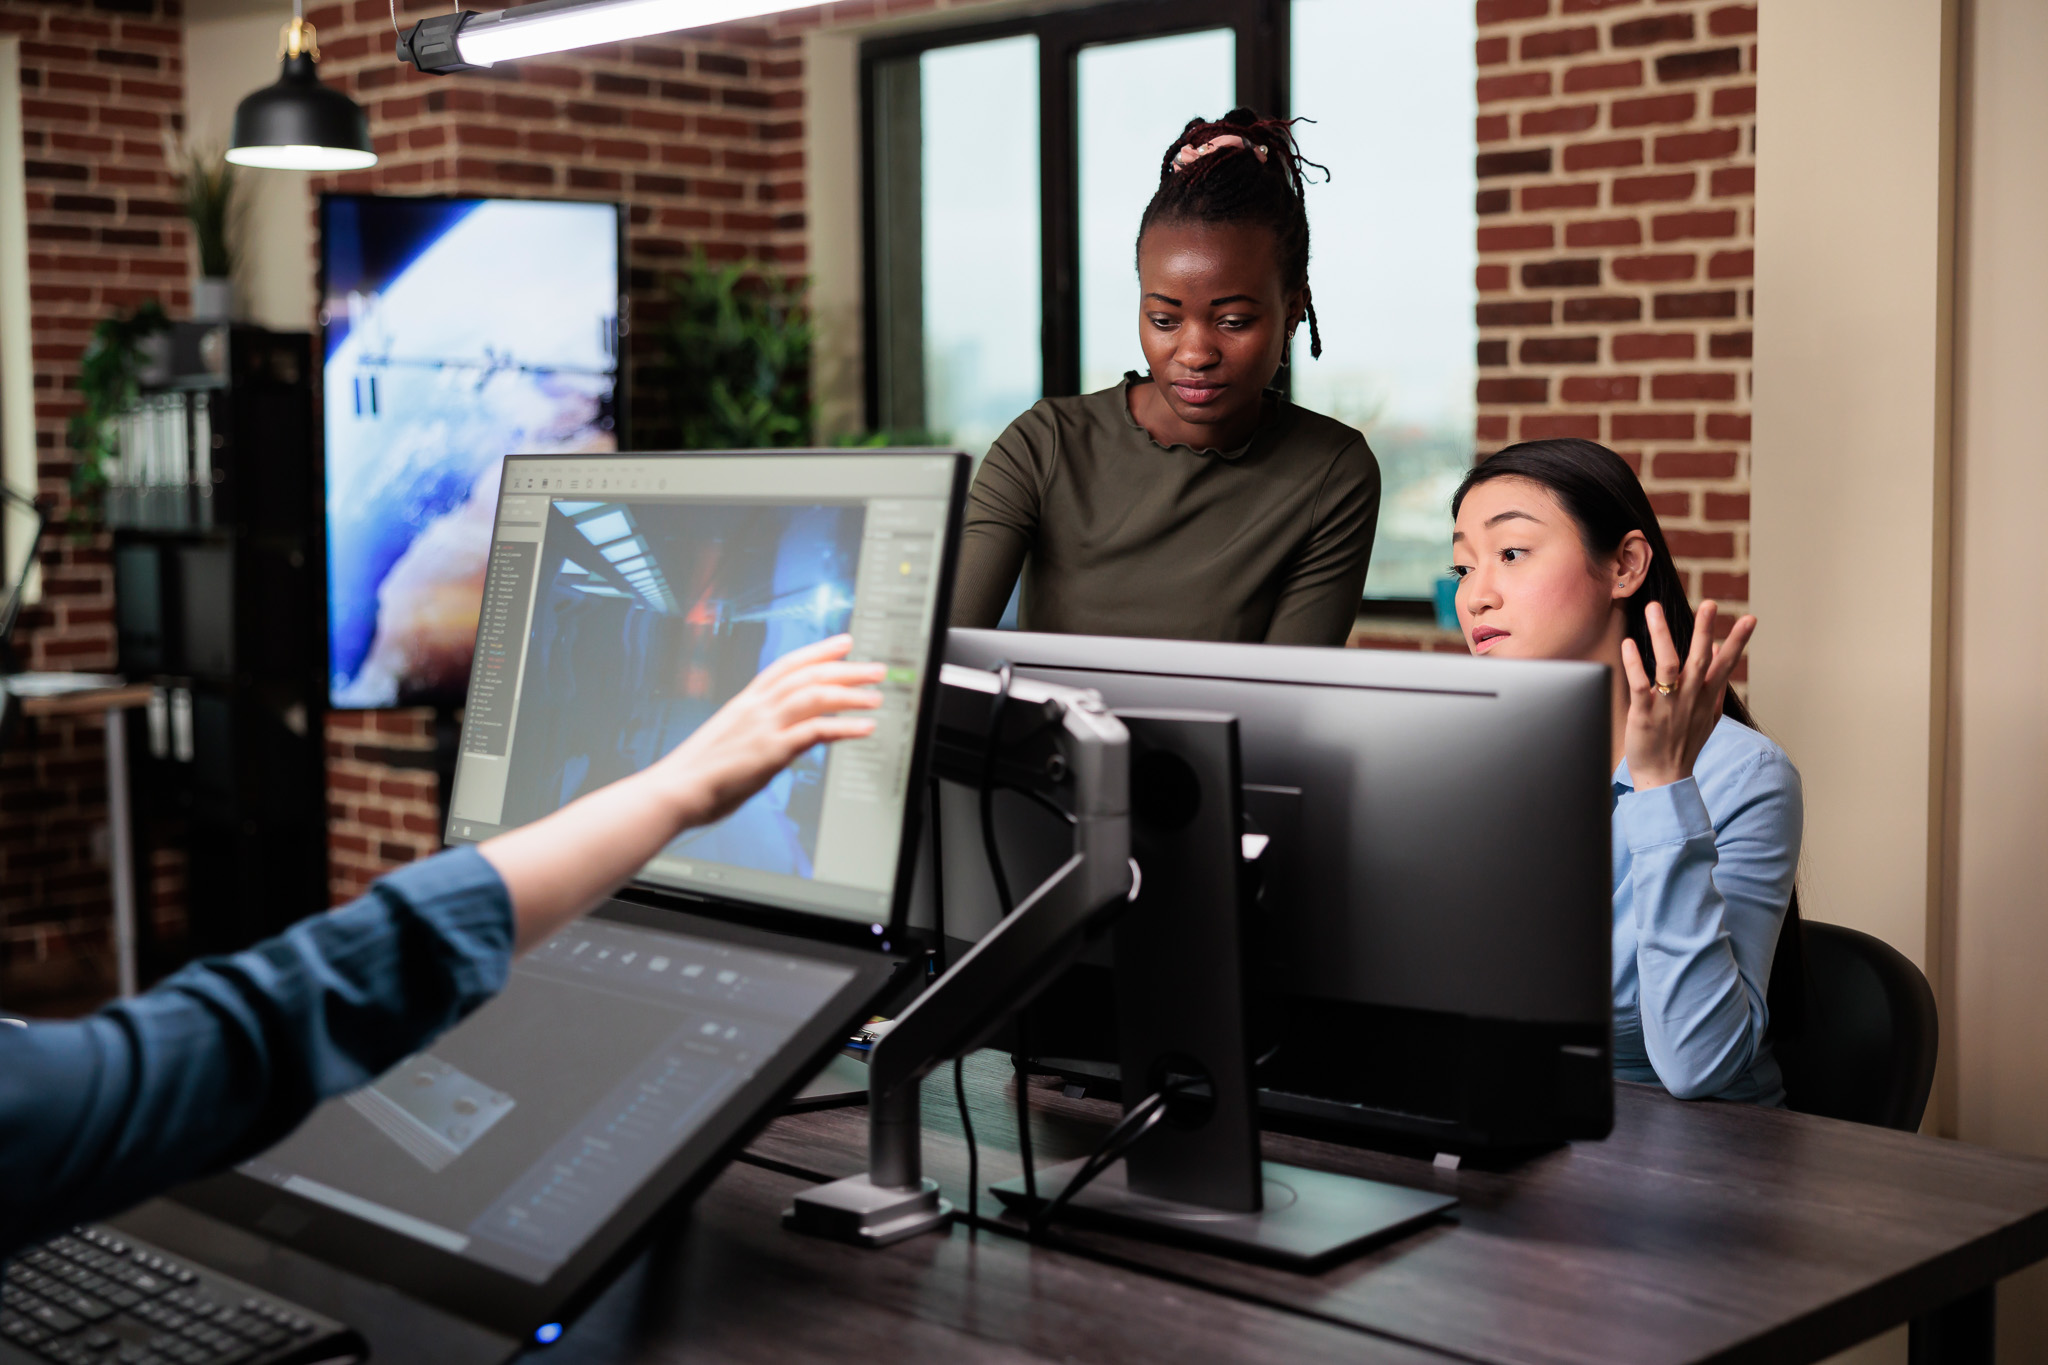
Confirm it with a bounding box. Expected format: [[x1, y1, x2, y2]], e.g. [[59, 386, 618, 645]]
[[546, 1160, 1458, 1365], [743, 1052, 2048, 1365], [126, 1050, 2048, 1365], [125, 1150, 1461, 1365]]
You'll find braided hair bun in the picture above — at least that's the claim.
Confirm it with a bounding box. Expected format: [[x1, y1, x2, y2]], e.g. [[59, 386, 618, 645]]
[[1137, 107, 1329, 358]]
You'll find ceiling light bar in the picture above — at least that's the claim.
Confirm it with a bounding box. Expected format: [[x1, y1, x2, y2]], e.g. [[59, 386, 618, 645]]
[[397, 0, 815, 74]]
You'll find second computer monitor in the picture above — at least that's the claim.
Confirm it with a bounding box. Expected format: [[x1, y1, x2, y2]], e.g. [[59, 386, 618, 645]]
[[938, 628, 1614, 1149]]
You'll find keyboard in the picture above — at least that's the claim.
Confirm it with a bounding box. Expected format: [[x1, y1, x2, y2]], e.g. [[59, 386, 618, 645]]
[[0, 1228, 363, 1365]]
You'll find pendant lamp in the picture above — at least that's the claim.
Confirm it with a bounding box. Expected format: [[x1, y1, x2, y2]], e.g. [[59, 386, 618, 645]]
[[227, 4, 377, 171]]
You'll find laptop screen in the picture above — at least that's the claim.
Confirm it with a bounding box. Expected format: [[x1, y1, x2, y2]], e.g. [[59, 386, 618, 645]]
[[443, 451, 963, 929]]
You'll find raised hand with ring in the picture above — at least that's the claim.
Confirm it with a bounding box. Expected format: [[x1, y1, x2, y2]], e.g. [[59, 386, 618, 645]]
[[1620, 600, 1757, 791]]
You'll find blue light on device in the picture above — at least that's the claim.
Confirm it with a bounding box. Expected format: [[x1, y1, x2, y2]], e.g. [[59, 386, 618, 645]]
[[533, 1323, 563, 1346]]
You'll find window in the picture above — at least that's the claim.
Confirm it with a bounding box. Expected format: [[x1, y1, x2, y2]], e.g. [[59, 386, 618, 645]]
[[862, 1, 1473, 603]]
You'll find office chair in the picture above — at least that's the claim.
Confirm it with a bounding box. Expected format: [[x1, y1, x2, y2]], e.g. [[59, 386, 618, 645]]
[[1774, 921, 1939, 1131]]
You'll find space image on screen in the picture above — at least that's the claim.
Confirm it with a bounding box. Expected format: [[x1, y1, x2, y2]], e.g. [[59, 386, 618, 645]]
[[321, 194, 623, 709], [496, 498, 866, 882]]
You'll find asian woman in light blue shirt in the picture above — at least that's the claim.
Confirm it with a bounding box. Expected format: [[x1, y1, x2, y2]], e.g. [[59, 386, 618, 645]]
[[1449, 439, 1801, 1105]]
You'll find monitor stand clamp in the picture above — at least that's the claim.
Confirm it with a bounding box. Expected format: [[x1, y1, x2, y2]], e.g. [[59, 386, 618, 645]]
[[992, 711, 1457, 1269], [786, 666, 1135, 1248]]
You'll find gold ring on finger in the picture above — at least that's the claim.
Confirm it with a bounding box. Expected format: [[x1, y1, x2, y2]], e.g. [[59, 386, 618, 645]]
[[1654, 680, 1677, 696]]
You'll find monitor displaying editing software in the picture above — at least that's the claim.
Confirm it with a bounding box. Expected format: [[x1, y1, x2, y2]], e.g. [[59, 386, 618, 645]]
[[443, 451, 965, 927]]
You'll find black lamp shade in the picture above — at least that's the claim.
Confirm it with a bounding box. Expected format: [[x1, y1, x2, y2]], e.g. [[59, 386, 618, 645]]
[[227, 52, 376, 171]]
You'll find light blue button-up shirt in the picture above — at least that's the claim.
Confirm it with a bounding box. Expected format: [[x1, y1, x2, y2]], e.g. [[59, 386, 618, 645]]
[[1612, 714, 1802, 1104]]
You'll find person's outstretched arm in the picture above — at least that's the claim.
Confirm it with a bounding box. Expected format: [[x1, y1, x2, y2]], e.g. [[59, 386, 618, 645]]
[[0, 637, 883, 1254]]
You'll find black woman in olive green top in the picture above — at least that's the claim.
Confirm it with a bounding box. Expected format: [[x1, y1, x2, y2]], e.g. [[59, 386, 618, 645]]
[[951, 108, 1381, 646]]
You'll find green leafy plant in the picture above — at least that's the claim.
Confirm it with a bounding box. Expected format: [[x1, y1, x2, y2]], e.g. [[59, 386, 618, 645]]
[[68, 300, 169, 523], [175, 145, 238, 279], [659, 250, 813, 449]]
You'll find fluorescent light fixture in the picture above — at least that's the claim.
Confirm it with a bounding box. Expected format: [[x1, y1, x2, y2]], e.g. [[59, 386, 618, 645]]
[[399, 0, 816, 73], [555, 500, 603, 516], [611, 555, 649, 574], [601, 537, 646, 562], [473, 0, 812, 66]]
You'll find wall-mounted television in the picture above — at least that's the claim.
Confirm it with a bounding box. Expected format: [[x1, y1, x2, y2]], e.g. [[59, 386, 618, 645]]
[[320, 193, 625, 710]]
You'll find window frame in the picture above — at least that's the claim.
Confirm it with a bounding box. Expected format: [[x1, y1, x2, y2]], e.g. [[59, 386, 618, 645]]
[[859, 0, 1289, 425], [859, 0, 1455, 616]]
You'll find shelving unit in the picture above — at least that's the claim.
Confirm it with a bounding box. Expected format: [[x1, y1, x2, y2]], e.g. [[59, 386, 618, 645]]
[[110, 322, 327, 962]]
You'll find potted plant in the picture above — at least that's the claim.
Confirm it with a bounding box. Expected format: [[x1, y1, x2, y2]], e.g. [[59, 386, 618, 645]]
[[176, 145, 239, 323], [658, 250, 813, 449], [68, 301, 169, 527]]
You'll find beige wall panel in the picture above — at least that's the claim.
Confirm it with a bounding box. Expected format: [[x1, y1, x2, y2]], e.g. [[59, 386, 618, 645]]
[[806, 28, 865, 442], [1750, 0, 1954, 965], [1948, 0, 2048, 1355]]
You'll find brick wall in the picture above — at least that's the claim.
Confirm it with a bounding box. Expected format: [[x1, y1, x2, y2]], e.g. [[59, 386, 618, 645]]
[[1, 0, 189, 993], [1471, 0, 1756, 649]]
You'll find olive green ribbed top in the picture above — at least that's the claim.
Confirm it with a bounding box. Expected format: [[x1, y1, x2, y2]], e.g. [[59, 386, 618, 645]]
[[950, 374, 1381, 646]]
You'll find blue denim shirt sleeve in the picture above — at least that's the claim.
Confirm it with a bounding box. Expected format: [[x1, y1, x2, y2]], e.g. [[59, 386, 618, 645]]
[[1616, 746, 1803, 1100], [0, 845, 513, 1253]]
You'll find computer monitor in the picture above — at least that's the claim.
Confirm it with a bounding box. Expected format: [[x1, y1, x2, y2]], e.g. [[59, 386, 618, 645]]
[[930, 628, 1615, 1150], [443, 450, 969, 943]]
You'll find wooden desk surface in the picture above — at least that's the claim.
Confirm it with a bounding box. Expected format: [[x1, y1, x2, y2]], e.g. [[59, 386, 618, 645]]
[[547, 1159, 1458, 1365], [744, 1052, 2048, 1365]]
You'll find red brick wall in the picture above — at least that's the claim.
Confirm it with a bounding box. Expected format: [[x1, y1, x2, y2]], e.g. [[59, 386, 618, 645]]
[[1, 1, 189, 990], [1472, 0, 1757, 637]]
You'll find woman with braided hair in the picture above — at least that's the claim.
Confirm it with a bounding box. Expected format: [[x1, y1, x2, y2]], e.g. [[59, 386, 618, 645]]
[[951, 108, 1382, 645]]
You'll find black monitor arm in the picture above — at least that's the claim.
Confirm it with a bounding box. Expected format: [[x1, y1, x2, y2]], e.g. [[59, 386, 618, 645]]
[[784, 663, 1130, 1247]]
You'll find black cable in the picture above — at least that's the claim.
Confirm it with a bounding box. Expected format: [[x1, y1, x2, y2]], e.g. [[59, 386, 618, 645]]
[[974, 663, 1038, 1213], [931, 776, 979, 1235], [954, 1056, 977, 1232], [977, 663, 1017, 918], [1027, 1086, 1175, 1240], [1013, 1019, 1039, 1214]]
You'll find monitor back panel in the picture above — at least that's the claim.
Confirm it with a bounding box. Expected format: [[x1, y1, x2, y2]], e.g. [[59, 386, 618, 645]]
[[942, 630, 1612, 1026]]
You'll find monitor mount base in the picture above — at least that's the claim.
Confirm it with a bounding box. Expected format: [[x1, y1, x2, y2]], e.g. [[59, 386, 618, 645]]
[[781, 1175, 952, 1248], [991, 1157, 1457, 1270]]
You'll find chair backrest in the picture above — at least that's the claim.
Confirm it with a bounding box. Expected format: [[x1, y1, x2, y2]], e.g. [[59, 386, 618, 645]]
[[1774, 921, 1939, 1131]]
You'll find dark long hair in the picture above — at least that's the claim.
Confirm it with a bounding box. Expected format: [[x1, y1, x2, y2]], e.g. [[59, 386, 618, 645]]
[[1136, 107, 1329, 357], [1453, 438, 1805, 1037]]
